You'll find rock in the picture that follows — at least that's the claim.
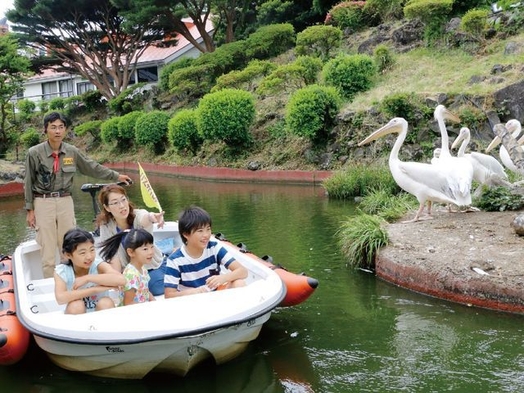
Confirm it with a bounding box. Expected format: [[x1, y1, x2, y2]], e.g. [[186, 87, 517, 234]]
[[511, 213, 524, 235]]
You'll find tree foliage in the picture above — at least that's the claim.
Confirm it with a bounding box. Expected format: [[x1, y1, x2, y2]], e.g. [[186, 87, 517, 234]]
[[0, 34, 31, 155], [112, 0, 216, 53], [7, 0, 164, 100]]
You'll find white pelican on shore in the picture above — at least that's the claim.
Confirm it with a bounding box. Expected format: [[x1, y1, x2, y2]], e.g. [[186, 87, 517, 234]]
[[486, 119, 523, 173], [432, 105, 474, 207], [358, 117, 467, 223], [451, 127, 510, 195]]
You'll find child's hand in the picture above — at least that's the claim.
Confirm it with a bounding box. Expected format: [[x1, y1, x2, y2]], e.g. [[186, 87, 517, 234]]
[[73, 276, 89, 289], [206, 275, 226, 290]]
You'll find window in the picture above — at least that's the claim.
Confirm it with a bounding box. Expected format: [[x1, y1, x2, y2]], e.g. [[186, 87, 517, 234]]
[[137, 66, 158, 83], [77, 82, 95, 95], [42, 82, 58, 100], [59, 79, 73, 97]]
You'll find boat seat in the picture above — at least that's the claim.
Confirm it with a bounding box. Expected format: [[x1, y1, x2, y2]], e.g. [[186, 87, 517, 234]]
[[28, 292, 63, 314]]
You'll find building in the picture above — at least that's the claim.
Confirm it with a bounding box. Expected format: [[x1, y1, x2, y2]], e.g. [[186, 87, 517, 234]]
[[20, 18, 213, 106]]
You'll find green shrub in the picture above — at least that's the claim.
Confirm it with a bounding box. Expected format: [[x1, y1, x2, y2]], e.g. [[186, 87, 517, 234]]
[[461, 9, 489, 37], [159, 58, 194, 91], [373, 44, 395, 73], [100, 117, 122, 145], [108, 83, 147, 116], [245, 23, 296, 60], [328, 1, 366, 32], [19, 127, 41, 148], [256, 63, 308, 96], [38, 101, 49, 113], [80, 90, 104, 112], [380, 92, 419, 122], [294, 56, 323, 84], [74, 120, 103, 141], [295, 25, 343, 61], [322, 53, 376, 99], [404, 0, 454, 43], [213, 60, 276, 92], [198, 89, 255, 148], [363, 0, 404, 23], [285, 84, 341, 143], [17, 99, 36, 115], [169, 63, 216, 101], [134, 110, 171, 154], [323, 164, 400, 199], [337, 213, 389, 269], [118, 111, 143, 145], [198, 40, 249, 76], [475, 186, 524, 212], [49, 97, 65, 111], [168, 109, 202, 154]]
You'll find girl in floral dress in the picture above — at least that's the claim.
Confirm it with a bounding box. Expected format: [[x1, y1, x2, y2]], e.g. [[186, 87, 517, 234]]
[[100, 228, 155, 305]]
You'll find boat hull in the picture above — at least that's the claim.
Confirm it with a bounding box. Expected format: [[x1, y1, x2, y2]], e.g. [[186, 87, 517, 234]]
[[35, 313, 269, 379]]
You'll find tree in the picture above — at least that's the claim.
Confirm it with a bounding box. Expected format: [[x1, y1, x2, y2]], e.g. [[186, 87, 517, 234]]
[[112, 0, 216, 53], [7, 0, 165, 100], [0, 34, 31, 156]]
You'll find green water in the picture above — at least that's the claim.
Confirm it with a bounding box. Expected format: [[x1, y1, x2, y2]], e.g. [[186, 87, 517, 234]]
[[1, 173, 523, 392]]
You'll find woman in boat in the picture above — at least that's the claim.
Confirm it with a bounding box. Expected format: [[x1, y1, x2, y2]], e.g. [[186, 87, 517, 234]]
[[96, 184, 166, 295], [99, 228, 156, 305], [54, 228, 125, 314], [164, 205, 247, 298]]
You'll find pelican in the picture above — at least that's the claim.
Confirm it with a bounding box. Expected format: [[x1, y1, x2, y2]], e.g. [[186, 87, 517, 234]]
[[451, 127, 510, 195], [358, 117, 469, 223], [432, 105, 474, 207], [486, 119, 523, 173]]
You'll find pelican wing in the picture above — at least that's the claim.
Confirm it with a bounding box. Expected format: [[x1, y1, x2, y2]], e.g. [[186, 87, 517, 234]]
[[468, 152, 508, 179]]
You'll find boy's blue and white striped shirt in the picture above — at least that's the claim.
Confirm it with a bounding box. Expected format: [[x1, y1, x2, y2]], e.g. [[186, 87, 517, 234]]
[[164, 240, 235, 291]]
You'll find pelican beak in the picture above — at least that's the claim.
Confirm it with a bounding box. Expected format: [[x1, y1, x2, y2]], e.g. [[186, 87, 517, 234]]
[[451, 133, 463, 150], [486, 136, 501, 153], [443, 108, 461, 123], [358, 120, 402, 146]]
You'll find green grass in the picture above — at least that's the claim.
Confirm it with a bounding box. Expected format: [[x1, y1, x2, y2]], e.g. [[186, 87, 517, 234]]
[[349, 32, 524, 111], [337, 214, 389, 269], [359, 189, 418, 222]]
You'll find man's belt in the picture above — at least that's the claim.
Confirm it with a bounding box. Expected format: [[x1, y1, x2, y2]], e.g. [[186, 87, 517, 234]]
[[34, 192, 71, 198]]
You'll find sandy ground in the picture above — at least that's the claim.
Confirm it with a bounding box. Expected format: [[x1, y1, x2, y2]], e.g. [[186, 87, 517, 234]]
[[378, 206, 524, 312]]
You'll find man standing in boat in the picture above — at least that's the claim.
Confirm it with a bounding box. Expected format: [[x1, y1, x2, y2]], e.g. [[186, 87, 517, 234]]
[[24, 112, 132, 278]]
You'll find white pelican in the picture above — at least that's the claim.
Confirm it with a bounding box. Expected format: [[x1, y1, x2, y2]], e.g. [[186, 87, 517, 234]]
[[451, 127, 510, 195], [432, 105, 474, 207], [358, 117, 469, 223], [486, 119, 523, 173]]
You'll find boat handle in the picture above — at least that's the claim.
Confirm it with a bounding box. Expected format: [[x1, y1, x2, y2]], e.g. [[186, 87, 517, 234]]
[[30, 305, 39, 314], [27, 283, 34, 291]]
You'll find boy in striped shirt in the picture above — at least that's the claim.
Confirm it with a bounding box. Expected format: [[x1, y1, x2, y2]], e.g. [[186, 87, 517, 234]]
[[164, 206, 247, 298]]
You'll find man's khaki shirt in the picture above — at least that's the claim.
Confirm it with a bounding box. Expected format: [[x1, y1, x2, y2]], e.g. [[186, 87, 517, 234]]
[[24, 141, 119, 210]]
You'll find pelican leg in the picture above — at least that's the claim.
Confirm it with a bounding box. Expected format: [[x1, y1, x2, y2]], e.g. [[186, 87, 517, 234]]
[[402, 203, 434, 223]]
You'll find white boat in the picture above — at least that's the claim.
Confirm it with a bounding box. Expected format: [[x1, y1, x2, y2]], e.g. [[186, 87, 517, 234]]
[[12, 221, 286, 379]]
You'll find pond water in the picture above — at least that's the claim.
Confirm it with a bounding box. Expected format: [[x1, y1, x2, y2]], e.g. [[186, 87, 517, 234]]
[[1, 173, 523, 392]]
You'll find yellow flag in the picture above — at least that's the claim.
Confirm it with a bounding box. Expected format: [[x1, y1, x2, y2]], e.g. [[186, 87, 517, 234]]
[[137, 162, 162, 212]]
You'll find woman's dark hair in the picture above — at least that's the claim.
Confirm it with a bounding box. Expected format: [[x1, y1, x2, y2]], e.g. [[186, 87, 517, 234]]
[[43, 111, 69, 130], [62, 228, 95, 265], [178, 206, 212, 245], [95, 184, 136, 227], [99, 228, 154, 262]]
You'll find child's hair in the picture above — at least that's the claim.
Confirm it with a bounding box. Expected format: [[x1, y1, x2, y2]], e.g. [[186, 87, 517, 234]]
[[178, 206, 212, 245], [62, 228, 95, 265], [99, 228, 154, 261], [95, 184, 136, 227]]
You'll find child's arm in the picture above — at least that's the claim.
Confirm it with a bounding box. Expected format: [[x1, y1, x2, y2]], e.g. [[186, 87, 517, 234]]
[[123, 289, 137, 305], [206, 260, 247, 290], [54, 274, 112, 305], [73, 262, 125, 289]]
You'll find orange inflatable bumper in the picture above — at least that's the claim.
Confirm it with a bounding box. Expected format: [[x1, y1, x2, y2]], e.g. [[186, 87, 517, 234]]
[[0, 255, 30, 365]]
